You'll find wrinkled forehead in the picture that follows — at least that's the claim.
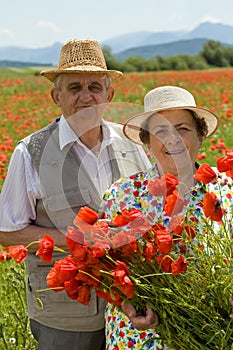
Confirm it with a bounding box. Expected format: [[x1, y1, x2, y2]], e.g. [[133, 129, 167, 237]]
[[62, 72, 107, 84], [147, 109, 195, 129]]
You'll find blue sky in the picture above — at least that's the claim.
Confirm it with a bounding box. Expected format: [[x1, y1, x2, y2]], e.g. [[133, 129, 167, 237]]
[[1, 0, 233, 48]]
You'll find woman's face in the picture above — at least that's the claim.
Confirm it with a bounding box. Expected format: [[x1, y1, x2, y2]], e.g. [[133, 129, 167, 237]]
[[148, 109, 203, 177]]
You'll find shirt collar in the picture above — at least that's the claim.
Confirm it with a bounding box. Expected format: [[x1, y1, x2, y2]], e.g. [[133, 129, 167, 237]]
[[58, 115, 119, 150]]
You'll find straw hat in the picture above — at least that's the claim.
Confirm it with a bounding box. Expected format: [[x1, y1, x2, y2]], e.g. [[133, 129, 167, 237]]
[[123, 86, 219, 145], [40, 38, 123, 82]]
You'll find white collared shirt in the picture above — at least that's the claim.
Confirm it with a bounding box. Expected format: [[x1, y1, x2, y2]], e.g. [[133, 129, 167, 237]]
[[0, 116, 117, 231]]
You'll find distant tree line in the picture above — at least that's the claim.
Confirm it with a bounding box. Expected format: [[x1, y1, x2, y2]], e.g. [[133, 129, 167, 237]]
[[103, 40, 233, 72]]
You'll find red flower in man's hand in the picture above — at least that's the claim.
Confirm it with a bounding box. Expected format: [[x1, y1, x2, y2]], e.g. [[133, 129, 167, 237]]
[[74, 206, 98, 225], [2, 245, 28, 263], [36, 234, 54, 263]]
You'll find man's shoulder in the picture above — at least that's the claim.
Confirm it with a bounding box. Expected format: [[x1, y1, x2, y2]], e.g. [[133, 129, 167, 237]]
[[21, 119, 59, 145]]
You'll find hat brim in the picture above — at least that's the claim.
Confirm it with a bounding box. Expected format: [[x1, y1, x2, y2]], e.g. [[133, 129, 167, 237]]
[[40, 66, 123, 82], [123, 106, 219, 145]]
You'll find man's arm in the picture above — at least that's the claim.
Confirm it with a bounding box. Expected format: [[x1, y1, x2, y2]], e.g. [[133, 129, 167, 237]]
[[0, 225, 67, 252]]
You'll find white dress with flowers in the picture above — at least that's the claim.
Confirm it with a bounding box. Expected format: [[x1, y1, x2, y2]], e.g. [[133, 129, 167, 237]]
[[102, 166, 233, 350]]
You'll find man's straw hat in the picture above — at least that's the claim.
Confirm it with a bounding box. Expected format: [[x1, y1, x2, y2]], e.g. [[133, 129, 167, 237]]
[[40, 38, 123, 82], [123, 85, 219, 145]]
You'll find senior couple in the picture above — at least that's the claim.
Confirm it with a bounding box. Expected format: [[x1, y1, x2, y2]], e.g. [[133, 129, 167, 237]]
[[0, 38, 231, 350]]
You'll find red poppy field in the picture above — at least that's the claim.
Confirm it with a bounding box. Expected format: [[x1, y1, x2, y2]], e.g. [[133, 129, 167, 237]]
[[0, 67, 233, 349]]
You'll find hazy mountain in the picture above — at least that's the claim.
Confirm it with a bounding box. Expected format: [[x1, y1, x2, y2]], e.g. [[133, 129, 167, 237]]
[[184, 22, 233, 43], [0, 42, 61, 65], [102, 22, 233, 53], [101, 30, 186, 53], [0, 22, 233, 66], [116, 38, 209, 61]]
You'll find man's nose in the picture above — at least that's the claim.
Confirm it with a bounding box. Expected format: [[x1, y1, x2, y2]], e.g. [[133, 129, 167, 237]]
[[79, 89, 93, 102]]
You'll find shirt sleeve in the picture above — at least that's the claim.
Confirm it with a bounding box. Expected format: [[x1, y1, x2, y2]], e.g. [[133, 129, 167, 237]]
[[0, 142, 40, 231]]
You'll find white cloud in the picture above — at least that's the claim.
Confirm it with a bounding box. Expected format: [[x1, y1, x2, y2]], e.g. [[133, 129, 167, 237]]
[[200, 16, 221, 24], [37, 21, 60, 32], [0, 29, 14, 37]]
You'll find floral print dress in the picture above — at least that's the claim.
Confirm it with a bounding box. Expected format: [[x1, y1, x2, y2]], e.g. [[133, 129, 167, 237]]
[[102, 166, 233, 350]]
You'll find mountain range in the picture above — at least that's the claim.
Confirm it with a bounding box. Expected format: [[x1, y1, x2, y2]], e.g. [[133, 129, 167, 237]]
[[1, 22, 233, 66]]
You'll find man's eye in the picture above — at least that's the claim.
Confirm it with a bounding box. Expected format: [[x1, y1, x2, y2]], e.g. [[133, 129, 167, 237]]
[[89, 85, 103, 92]]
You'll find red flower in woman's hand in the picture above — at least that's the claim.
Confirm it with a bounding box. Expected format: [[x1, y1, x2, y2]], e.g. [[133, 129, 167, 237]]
[[148, 173, 178, 197], [194, 164, 217, 184], [217, 150, 233, 173], [36, 234, 54, 263], [164, 190, 185, 216], [171, 255, 187, 276], [203, 192, 225, 222], [155, 229, 173, 255], [113, 208, 143, 227]]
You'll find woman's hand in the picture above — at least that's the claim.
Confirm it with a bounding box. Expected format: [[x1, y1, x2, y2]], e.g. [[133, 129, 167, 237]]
[[212, 167, 233, 186], [121, 302, 159, 330]]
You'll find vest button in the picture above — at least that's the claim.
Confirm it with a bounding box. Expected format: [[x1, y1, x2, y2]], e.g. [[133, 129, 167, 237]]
[[51, 161, 58, 167]]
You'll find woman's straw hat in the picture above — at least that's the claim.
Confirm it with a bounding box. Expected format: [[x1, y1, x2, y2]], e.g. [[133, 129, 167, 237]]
[[123, 85, 219, 145], [40, 38, 123, 82]]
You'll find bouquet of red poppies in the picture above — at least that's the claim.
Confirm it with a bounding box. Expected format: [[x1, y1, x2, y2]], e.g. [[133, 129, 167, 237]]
[[1, 151, 233, 350]]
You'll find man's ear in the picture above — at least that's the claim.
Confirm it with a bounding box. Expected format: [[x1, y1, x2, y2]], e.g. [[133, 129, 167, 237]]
[[51, 88, 61, 106], [107, 86, 114, 102]]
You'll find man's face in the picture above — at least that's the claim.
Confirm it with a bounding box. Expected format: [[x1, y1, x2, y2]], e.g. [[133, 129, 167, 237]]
[[52, 73, 114, 118]]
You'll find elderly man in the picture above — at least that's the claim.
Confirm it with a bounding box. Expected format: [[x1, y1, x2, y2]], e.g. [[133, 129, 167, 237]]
[[0, 38, 151, 350]]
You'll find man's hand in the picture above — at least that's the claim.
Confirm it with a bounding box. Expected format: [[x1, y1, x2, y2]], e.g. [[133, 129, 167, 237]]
[[121, 302, 159, 330]]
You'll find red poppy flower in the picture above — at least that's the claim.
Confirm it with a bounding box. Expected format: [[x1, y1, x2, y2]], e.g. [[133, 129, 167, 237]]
[[47, 256, 78, 288], [194, 163, 217, 184], [66, 226, 84, 246], [36, 234, 54, 263], [142, 241, 157, 261], [164, 190, 185, 216], [111, 231, 129, 248], [155, 255, 172, 272], [148, 173, 178, 197], [155, 229, 173, 255], [74, 206, 98, 226], [77, 284, 91, 305], [95, 288, 123, 306], [113, 208, 143, 227], [63, 278, 80, 299], [171, 255, 187, 276], [117, 276, 135, 299], [218, 150, 233, 172], [203, 192, 225, 221], [2, 245, 28, 263]]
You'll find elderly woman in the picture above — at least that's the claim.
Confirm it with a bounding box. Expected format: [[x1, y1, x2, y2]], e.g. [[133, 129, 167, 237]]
[[102, 86, 233, 349]]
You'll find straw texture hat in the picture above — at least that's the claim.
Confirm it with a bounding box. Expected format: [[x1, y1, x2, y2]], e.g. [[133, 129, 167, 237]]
[[40, 38, 123, 82], [123, 86, 219, 145]]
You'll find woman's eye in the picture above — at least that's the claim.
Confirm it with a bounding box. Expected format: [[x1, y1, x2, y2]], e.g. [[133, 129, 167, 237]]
[[153, 129, 165, 136]]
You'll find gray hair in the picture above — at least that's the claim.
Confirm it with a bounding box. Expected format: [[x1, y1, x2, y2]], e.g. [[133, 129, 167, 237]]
[[53, 74, 111, 91]]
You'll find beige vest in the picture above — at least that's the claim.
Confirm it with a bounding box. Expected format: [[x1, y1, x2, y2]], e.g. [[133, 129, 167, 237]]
[[22, 119, 151, 331]]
